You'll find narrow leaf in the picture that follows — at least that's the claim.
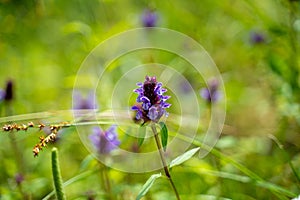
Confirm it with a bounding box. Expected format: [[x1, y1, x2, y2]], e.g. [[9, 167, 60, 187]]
[[159, 122, 168, 152], [169, 147, 200, 169], [136, 173, 162, 200], [138, 125, 146, 147], [79, 154, 96, 172]]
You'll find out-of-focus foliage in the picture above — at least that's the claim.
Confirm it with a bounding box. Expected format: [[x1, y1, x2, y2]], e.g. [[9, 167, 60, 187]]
[[0, 0, 299, 199]]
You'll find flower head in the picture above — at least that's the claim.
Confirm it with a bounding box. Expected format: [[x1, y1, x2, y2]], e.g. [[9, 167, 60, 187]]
[[73, 91, 98, 110], [14, 173, 24, 185], [132, 76, 171, 123], [249, 31, 266, 44], [89, 125, 120, 154], [200, 78, 221, 103], [141, 9, 157, 27]]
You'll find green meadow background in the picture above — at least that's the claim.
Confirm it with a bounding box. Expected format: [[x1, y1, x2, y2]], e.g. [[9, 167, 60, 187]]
[[0, 0, 299, 199]]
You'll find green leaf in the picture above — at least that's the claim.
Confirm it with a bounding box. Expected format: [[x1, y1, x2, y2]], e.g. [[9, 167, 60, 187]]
[[79, 154, 96, 172], [169, 147, 200, 169], [159, 122, 168, 152], [136, 173, 162, 200], [138, 125, 146, 147]]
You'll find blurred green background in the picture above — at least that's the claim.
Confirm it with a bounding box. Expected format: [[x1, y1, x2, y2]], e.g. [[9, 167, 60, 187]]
[[0, 0, 299, 199]]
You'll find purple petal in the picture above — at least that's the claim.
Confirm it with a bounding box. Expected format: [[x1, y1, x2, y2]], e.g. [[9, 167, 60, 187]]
[[211, 91, 222, 102], [162, 103, 171, 108], [142, 102, 151, 110], [148, 106, 159, 121], [136, 82, 143, 87], [162, 95, 170, 100], [140, 96, 150, 103], [132, 105, 140, 110], [86, 91, 98, 109], [135, 111, 142, 120], [200, 88, 211, 101], [134, 88, 143, 94]]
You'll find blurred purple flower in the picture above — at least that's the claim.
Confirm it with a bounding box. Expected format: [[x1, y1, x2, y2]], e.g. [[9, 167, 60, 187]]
[[73, 91, 98, 110], [141, 9, 157, 27], [249, 31, 266, 44], [4, 80, 14, 101], [0, 89, 5, 101], [14, 173, 24, 185], [200, 78, 221, 103], [180, 80, 192, 94], [89, 125, 120, 154], [0, 80, 14, 102], [132, 76, 171, 123]]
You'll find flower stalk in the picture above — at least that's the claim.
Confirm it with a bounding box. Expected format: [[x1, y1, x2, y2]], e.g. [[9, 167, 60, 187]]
[[51, 147, 66, 200], [151, 123, 180, 200], [89, 125, 120, 199], [99, 163, 113, 200]]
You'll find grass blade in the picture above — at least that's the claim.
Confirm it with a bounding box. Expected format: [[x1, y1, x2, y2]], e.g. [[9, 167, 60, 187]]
[[136, 173, 162, 200]]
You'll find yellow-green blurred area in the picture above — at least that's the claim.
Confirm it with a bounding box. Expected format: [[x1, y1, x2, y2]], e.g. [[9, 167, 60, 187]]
[[0, 0, 300, 199]]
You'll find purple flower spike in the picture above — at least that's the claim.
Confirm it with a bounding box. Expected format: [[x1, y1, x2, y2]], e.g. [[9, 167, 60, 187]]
[[132, 76, 171, 123], [4, 80, 14, 102], [15, 173, 24, 185], [89, 125, 120, 155], [73, 91, 98, 110], [0, 80, 14, 102], [141, 9, 157, 27], [200, 78, 221, 103]]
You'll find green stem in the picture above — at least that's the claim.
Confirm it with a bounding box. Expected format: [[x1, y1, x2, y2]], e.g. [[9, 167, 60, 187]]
[[151, 123, 181, 200], [51, 148, 66, 200], [99, 163, 113, 200], [4, 102, 25, 174]]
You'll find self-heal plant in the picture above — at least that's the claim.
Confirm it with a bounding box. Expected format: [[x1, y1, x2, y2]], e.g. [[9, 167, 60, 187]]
[[132, 76, 180, 200], [132, 76, 171, 124], [89, 125, 120, 199], [141, 9, 158, 27], [73, 90, 99, 122], [89, 125, 120, 155], [200, 78, 221, 103], [73, 91, 98, 110]]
